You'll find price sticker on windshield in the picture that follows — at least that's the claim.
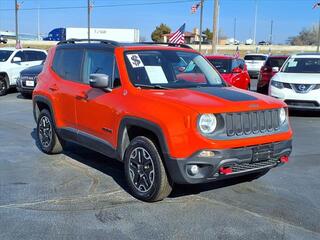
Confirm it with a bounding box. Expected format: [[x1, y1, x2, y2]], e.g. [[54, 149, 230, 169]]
[[127, 54, 144, 68]]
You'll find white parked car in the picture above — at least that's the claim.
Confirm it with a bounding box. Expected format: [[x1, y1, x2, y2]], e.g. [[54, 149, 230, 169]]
[[244, 53, 268, 78], [269, 53, 320, 110], [0, 48, 47, 96]]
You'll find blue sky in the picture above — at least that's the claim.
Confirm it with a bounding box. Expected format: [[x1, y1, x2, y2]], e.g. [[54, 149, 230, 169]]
[[0, 0, 319, 43]]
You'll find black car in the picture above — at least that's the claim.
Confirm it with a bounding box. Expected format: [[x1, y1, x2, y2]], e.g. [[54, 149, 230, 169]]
[[16, 63, 43, 98]]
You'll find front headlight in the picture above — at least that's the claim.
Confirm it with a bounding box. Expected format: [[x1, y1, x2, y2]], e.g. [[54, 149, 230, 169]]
[[279, 108, 287, 125], [271, 80, 284, 89], [199, 114, 217, 134]]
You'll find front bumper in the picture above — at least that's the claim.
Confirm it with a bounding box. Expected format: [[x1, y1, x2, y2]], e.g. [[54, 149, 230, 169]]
[[16, 79, 35, 94], [270, 86, 320, 110], [165, 140, 292, 184]]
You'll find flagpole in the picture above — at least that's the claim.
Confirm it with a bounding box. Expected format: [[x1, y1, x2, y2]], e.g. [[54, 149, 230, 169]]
[[199, 0, 204, 52], [317, 15, 320, 52], [88, 0, 91, 42]]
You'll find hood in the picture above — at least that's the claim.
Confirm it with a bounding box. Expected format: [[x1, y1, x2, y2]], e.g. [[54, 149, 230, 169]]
[[21, 64, 43, 75], [274, 72, 320, 84], [140, 87, 284, 114]]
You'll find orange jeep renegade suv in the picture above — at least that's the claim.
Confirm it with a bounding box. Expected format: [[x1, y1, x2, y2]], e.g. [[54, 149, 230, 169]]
[[33, 39, 293, 202]]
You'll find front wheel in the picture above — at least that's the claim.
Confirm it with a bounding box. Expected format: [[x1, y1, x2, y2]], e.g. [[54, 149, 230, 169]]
[[124, 136, 172, 202], [0, 78, 8, 96]]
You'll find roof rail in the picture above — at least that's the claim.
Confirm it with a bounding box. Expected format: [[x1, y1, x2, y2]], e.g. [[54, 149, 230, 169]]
[[139, 42, 193, 49], [57, 39, 120, 47]]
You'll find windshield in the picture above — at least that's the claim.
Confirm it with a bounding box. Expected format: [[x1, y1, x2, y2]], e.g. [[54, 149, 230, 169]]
[[125, 50, 225, 89], [244, 55, 267, 61], [282, 58, 320, 73], [265, 57, 287, 68], [0, 50, 13, 62], [208, 59, 232, 73]]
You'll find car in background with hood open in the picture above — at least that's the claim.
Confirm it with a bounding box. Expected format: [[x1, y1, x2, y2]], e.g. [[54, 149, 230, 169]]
[[206, 55, 250, 90], [257, 55, 289, 94]]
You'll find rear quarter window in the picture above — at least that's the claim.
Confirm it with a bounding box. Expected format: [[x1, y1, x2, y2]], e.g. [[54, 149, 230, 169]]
[[52, 49, 83, 82]]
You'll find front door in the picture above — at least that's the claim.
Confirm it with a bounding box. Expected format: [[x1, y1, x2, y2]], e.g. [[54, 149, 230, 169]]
[[75, 49, 122, 148]]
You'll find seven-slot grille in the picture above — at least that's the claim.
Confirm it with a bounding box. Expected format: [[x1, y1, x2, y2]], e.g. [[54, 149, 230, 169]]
[[225, 109, 280, 136]]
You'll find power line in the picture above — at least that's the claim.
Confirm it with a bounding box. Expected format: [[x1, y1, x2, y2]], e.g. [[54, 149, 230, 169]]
[[0, 0, 196, 11]]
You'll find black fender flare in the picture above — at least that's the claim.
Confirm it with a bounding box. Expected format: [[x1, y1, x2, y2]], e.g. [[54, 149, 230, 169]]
[[117, 116, 170, 162], [33, 95, 55, 125]]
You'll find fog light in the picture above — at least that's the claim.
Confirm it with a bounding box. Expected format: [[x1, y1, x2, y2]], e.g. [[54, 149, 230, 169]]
[[198, 151, 215, 158], [188, 165, 199, 176]]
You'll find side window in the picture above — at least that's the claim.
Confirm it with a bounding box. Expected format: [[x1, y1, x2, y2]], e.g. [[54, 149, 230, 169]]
[[24, 51, 46, 61], [82, 50, 117, 86], [13, 51, 27, 62], [52, 49, 83, 82]]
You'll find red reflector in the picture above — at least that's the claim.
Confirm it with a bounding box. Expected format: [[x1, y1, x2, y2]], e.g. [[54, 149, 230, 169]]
[[219, 167, 233, 175], [280, 156, 289, 163]]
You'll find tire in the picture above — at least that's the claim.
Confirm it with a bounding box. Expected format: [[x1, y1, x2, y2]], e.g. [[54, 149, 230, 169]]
[[0, 78, 8, 96], [124, 136, 172, 202], [37, 109, 63, 154]]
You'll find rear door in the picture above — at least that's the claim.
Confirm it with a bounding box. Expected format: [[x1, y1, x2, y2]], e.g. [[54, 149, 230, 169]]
[[50, 48, 84, 131], [75, 48, 122, 149]]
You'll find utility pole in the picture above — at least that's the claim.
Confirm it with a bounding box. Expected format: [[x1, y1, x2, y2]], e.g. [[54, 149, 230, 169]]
[[15, 0, 19, 46], [233, 17, 237, 44], [269, 20, 273, 45], [253, 0, 258, 45], [37, 1, 40, 40], [88, 0, 92, 42], [317, 17, 320, 52], [212, 0, 219, 53], [199, 0, 204, 52]]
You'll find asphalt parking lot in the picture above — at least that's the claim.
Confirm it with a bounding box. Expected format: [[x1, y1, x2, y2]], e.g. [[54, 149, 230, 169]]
[[1, 91, 320, 240]]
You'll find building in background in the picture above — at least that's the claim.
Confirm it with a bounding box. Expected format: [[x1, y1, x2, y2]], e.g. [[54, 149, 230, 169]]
[[161, 28, 207, 44]]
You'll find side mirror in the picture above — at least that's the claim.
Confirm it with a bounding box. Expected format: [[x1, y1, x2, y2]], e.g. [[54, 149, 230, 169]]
[[12, 57, 22, 63], [89, 74, 111, 91], [232, 67, 242, 74], [272, 67, 279, 73]]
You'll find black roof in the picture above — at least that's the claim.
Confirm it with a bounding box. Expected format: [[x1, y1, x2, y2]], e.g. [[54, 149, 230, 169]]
[[57, 39, 192, 49]]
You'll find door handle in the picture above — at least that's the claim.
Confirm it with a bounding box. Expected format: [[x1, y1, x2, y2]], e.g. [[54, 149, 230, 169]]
[[49, 84, 59, 91], [76, 91, 88, 101]]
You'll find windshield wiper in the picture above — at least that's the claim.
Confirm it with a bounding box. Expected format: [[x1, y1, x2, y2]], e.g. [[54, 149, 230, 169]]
[[135, 84, 170, 89]]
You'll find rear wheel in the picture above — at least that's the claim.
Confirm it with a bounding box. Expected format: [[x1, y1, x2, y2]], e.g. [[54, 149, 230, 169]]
[[37, 109, 63, 154], [0, 78, 8, 96], [124, 136, 172, 202]]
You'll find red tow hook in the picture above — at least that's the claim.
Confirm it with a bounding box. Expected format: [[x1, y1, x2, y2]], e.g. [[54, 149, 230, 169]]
[[219, 167, 233, 175], [280, 155, 289, 163]]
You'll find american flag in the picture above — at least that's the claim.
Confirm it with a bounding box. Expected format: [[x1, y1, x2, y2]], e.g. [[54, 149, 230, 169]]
[[313, 2, 320, 9], [191, 2, 201, 14], [169, 24, 186, 44]]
